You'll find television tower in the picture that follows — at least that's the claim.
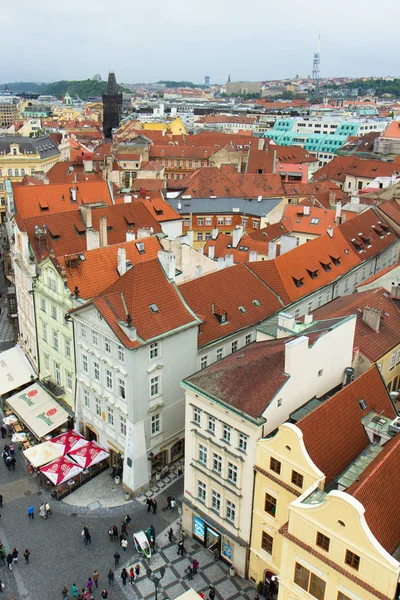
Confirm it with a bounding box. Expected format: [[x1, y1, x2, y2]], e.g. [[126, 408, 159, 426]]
[[312, 31, 321, 82]]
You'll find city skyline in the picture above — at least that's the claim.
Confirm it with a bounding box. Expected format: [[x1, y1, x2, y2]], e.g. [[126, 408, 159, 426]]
[[1, 0, 400, 83]]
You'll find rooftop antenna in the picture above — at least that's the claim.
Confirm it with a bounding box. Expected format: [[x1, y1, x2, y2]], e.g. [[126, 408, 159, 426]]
[[310, 30, 322, 103]]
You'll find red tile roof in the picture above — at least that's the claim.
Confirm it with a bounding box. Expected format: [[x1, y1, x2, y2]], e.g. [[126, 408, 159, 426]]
[[179, 264, 284, 347], [46, 162, 102, 184], [13, 182, 113, 218], [381, 121, 400, 140], [87, 259, 198, 348], [141, 196, 181, 222], [282, 204, 337, 235], [132, 178, 165, 192], [338, 207, 397, 260], [167, 167, 244, 197], [248, 221, 290, 242], [313, 288, 400, 363], [313, 156, 397, 183], [58, 237, 162, 299], [346, 434, 400, 555], [149, 145, 216, 160], [228, 173, 285, 197], [115, 154, 141, 161], [297, 366, 396, 484], [204, 234, 269, 263], [377, 199, 400, 227]]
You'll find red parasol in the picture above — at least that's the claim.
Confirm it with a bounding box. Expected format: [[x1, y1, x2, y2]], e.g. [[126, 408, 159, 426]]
[[51, 430, 88, 454], [68, 441, 109, 468], [40, 456, 83, 486]]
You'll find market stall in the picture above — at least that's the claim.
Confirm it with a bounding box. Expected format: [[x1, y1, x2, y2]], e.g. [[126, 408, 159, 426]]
[[68, 440, 110, 468], [23, 441, 64, 468], [40, 456, 83, 499], [51, 430, 87, 454], [0, 346, 36, 403]]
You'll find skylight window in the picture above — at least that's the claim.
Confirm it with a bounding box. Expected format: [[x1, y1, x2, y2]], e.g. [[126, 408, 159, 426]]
[[238, 306, 247, 314], [150, 304, 159, 314], [252, 299, 260, 307], [359, 399, 367, 410], [310, 218, 320, 225]]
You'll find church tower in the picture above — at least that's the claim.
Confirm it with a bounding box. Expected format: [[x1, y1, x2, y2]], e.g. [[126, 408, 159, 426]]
[[102, 72, 122, 139]]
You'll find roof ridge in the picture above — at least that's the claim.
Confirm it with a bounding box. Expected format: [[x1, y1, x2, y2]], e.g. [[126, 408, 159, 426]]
[[349, 435, 400, 497]]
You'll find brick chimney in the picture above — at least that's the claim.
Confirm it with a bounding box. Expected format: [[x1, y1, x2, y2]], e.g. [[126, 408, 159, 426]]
[[390, 282, 400, 299], [362, 306, 381, 332], [86, 228, 100, 251], [99, 216, 108, 248]]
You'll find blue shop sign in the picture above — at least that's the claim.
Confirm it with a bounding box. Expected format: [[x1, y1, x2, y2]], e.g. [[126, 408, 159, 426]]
[[222, 543, 232, 560], [193, 516, 205, 541]]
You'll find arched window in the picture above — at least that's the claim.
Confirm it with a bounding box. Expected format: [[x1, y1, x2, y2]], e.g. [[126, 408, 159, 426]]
[[8, 169, 12, 176], [13, 148, 17, 156], [14, 169, 19, 177], [21, 169, 25, 176]]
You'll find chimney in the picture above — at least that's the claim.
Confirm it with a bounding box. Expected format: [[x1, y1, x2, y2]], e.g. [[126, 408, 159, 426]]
[[284, 336, 309, 374], [249, 250, 257, 262], [327, 226, 333, 238], [335, 201, 342, 225], [140, 187, 146, 199], [328, 191, 336, 207], [280, 235, 297, 255], [232, 225, 243, 248], [268, 240, 277, 259], [208, 245, 215, 259], [70, 187, 77, 202], [390, 282, 400, 299], [86, 228, 100, 251], [126, 231, 136, 242], [303, 205, 310, 215], [304, 314, 313, 324], [258, 138, 265, 151], [272, 150, 277, 175], [124, 195, 132, 203], [225, 253, 234, 267], [211, 228, 219, 240], [218, 257, 225, 270], [137, 227, 151, 239], [158, 250, 176, 281], [118, 247, 127, 276], [277, 311, 295, 337], [83, 158, 93, 173], [99, 216, 108, 248], [362, 306, 381, 332], [80, 204, 92, 228]]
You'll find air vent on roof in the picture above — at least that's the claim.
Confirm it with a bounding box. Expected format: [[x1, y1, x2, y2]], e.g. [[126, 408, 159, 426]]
[[389, 417, 400, 435]]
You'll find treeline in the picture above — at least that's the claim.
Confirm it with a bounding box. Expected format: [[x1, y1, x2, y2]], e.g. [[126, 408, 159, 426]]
[[323, 78, 400, 98], [1, 80, 128, 100], [156, 80, 198, 88]]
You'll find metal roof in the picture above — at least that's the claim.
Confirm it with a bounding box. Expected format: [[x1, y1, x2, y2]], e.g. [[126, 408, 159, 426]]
[[0, 135, 60, 159], [166, 196, 282, 217]]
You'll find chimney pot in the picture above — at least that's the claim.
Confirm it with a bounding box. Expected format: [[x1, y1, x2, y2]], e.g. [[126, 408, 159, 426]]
[[362, 306, 381, 332], [99, 215, 108, 248], [118, 247, 127, 276]]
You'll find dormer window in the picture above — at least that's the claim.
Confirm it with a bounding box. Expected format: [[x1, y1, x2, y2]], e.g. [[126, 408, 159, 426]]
[[292, 276, 304, 288], [307, 269, 318, 280], [13, 148, 17, 156], [320, 260, 331, 272], [150, 303, 159, 314], [213, 304, 228, 324], [371, 225, 384, 239], [351, 238, 364, 252], [359, 233, 372, 247], [329, 254, 341, 266]]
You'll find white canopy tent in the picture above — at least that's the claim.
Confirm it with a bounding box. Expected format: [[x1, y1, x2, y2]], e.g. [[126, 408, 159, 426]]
[[23, 441, 64, 468], [0, 346, 36, 397]]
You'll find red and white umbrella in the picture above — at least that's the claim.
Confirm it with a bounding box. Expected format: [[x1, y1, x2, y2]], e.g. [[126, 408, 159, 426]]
[[51, 430, 88, 455], [68, 441, 109, 468], [40, 456, 83, 486]]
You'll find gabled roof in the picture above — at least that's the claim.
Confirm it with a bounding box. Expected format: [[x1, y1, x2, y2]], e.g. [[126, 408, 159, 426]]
[[248, 221, 290, 242], [149, 145, 216, 160], [377, 198, 400, 227], [297, 366, 396, 484], [13, 181, 113, 218], [381, 120, 400, 140], [282, 204, 336, 236], [204, 233, 269, 263], [346, 434, 400, 555], [228, 173, 285, 197], [141, 196, 181, 223], [46, 161, 102, 184], [313, 287, 400, 363], [338, 207, 397, 260], [313, 156, 397, 183], [86, 259, 198, 348], [178, 264, 284, 347], [58, 237, 162, 299], [167, 166, 244, 197]]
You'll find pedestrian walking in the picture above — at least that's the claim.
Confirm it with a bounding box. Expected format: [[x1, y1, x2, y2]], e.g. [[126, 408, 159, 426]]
[[152, 499, 157, 514], [87, 578, 93, 593], [108, 527, 113, 541], [129, 567, 134, 584], [150, 537, 155, 552], [45, 502, 52, 517], [6, 554, 12, 571], [134, 564, 140, 579], [119, 532, 124, 545], [166, 496, 172, 510], [27, 505, 34, 519], [150, 524, 155, 539], [93, 571, 99, 588], [9, 443, 14, 457], [101, 590, 108, 599], [62, 584, 69, 599], [192, 558, 199, 574], [121, 521, 127, 536], [112, 525, 118, 541], [254, 595, 260, 600], [1, 450, 8, 466], [125, 514, 131, 526], [168, 527, 174, 542], [113, 551, 120, 566], [12, 548, 18, 564], [0, 425, 6, 439], [0, 546, 5, 566], [177, 539, 185, 556], [71, 584, 78, 598], [145, 497, 152, 513], [5, 456, 12, 471], [170, 497, 176, 511], [185, 565, 193, 580], [209, 585, 216, 600], [121, 538, 128, 551], [121, 568, 128, 586], [82, 526, 91, 545], [23, 549, 30, 564], [107, 569, 114, 586], [178, 464, 183, 476], [0, 579, 4, 593], [10, 457, 16, 471], [0, 494, 3, 508], [39, 503, 46, 518]]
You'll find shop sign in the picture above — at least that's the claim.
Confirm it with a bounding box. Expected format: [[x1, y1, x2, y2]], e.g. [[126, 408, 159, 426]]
[[193, 516, 205, 541], [222, 543, 232, 560]]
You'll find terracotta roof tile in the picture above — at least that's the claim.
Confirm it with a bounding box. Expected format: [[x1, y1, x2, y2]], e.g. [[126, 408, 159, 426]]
[[297, 366, 396, 484], [204, 234, 269, 263], [167, 167, 244, 197], [381, 121, 400, 140], [313, 156, 397, 183], [150, 145, 216, 160], [248, 221, 290, 242], [228, 173, 285, 197], [46, 162, 102, 184], [282, 204, 337, 235], [338, 207, 397, 260], [141, 196, 181, 223]]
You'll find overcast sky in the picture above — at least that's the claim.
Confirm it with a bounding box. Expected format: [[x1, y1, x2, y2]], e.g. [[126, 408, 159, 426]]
[[1, 0, 399, 84]]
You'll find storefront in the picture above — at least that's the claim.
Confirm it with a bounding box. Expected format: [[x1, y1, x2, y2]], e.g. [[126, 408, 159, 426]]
[[192, 515, 234, 565], [150, 435, 184, 475]]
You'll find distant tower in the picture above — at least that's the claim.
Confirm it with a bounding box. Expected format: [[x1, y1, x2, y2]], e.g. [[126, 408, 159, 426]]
[[204, 76, 210, 89], [227, 74, 231, 83], [102, 72, 122, 139], [312, 32, 321, 81]]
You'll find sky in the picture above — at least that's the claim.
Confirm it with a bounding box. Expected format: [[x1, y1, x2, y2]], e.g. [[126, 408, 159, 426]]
[[1, 0, 400, 84]]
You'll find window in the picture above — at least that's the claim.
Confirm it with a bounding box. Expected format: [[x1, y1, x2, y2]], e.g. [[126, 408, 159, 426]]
[[93, 361, 100, 381], [242, 218, 248, 227], [231, 340, 238, 353], [253, 220, 259, 229], [264, 493, 276, 517], [294, 563, 310, 591], [216, 348, 224, 361], [198, 444, 207, 465], [83, 388, 90, 408], [65, 371, 72, 390], [318, 369, 323, 377], [151, 413, 161, 435], [197, 233, 203, 241], [120, 416, 126, 436], [106, 369, 113, 390], [92, 330, 98, 346], [345, 549, 360, 571], [226, 500, 236, 523], [291, 470, 304, 489], [52, 330, 58, 350], [149, 342, 159, 359], [238, 433, 248, 452], [51, 305, 57, 320], [211, 490, 221, 513], [200, 355, 208, 370], [390, 351, 396, 370], [42, 322, 48, 342], [115, 343, 124, 362], [217, 217, 224, 226], [227, 462, 237, 484], [222, 424, 231, 443], [150, 375, 160, 397], [213, 453, 222, 474], [54, 362, 61, 386], [198, 480, 206, 502], [193, 407, 201, 425], [397, 349, 400, 365], [205, 218, 212, 226], [107, 406, 114, 426], [14, 169, 19, 177], [197, 217, 204, 226], [225, 217, 232, 226], [261, 532, 273, 554], [80, 324, 87, 339], [105, 339, 111, 354], [359, 399, 367, 410], [82, 353, 88, 373], [65, 337, 71, 359], [43, 353, 50, 372], [316, 532, 330, 552], [270, 457, 281, 475], [208, 416, 215, 434], [95, 397, 101, 417], [337, 593, 352, 600], [245, 333, 252, 346], [40, 298, 46, 312], [21, 169, 25, 176], [118, 378, 126, 399]]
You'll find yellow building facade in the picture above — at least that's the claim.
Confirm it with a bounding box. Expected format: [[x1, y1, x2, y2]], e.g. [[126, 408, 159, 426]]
[[141, 116, 187, 135]]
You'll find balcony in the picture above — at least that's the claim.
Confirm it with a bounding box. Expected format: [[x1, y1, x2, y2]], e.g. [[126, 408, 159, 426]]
[[42, 377, 64, 398]]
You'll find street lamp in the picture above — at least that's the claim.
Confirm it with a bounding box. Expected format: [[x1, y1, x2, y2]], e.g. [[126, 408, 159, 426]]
[[146, 566, 166, 600]]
